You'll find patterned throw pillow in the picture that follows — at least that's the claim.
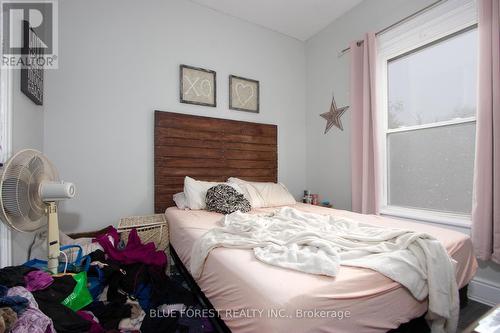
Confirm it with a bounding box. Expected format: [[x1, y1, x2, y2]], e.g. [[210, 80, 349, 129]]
[[205, 184, 251, 214]]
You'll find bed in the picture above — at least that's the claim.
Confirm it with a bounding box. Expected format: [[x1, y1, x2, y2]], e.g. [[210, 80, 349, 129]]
[[154, 111, 478, 333]]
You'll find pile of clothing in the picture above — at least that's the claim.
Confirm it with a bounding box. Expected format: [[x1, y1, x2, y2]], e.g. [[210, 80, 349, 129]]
[[0, 227, 213, 333]]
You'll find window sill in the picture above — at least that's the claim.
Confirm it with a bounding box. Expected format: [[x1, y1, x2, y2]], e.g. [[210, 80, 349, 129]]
[[380, 206, 472, 229]]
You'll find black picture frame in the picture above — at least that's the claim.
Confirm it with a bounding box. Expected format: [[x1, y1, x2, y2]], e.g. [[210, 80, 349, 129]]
[[20, 20, 44, 105], [229, 75, 259, 113], [179, 64, 216, 107]]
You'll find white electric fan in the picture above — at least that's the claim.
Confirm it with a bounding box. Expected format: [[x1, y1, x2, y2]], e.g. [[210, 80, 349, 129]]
[[0, 149, 75, 274]]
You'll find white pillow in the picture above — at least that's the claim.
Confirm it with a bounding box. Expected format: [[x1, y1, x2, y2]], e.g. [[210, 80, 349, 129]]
[[227, 177, 296, 208], [173, 192, 188, 210], [226, 177, 265, 208], [183, 176, 243, 210]]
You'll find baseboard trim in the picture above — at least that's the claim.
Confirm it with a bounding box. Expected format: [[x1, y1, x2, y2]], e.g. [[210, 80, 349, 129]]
[[468, 277, 500, 306]]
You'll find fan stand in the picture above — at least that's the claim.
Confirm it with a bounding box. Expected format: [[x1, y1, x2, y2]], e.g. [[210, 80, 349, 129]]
[[46, 202, 60, 274]]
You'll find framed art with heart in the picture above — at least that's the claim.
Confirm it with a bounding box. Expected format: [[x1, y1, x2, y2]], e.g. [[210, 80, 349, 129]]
[[229, 75, 259, 113], [180, 64, 217, 107]]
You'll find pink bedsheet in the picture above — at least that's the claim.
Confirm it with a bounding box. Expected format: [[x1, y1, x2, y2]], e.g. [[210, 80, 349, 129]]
[[166, 203, 477, 333]]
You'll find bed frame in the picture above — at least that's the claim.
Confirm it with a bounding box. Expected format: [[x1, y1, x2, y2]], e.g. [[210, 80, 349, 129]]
[[153, 110, 468, 333], [154, 110, 277, 213]]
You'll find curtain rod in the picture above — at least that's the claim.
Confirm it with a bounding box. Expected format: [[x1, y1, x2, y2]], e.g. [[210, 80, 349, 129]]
[[338, 0, 447, 57]]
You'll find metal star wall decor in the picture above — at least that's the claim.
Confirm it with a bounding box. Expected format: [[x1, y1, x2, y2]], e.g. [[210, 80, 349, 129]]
[[320, 96, 349, 133]]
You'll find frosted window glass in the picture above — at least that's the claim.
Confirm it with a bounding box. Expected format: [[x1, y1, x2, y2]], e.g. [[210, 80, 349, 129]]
[[387, 122, 475, 214], [387, 29, 477, 129]]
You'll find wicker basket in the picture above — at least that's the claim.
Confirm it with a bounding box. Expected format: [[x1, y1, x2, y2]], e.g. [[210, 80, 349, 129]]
[[117, 214, 169, 252]]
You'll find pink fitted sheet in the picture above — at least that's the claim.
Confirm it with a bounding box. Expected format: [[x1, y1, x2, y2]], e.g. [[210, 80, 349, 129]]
[[166, 203, 477, 333]]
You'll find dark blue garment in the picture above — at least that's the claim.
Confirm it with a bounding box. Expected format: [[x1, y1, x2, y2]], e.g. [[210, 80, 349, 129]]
[[134, 283, 152, 311], [87, 265, 106, 300], [0, 284, 29, 314]]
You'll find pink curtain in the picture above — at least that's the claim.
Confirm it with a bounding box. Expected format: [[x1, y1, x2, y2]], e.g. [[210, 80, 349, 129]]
[[472, 0, 500, 264], [350, 33, 380, 215]]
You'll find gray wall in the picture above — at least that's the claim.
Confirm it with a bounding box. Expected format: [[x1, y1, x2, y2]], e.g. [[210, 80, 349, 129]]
[[305, 0, 499, 303], [12, 71, 44, 153], [43, 0, 307, 233], [305, 0, 436, 211], [11, 69, 45, 264]]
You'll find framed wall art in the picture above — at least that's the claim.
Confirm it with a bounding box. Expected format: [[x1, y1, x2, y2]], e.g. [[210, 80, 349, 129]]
[[229, 75, 259, 113], [179, 64, 216, 107]]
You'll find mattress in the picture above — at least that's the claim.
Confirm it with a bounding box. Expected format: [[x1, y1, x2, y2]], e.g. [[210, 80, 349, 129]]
[[166, 203, 477, 333]]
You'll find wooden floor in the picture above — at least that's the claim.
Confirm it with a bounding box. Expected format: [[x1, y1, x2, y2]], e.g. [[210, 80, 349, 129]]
[[458, 300, 491, 331]]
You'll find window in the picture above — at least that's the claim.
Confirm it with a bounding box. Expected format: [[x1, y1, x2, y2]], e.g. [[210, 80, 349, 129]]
[[378, 0, 477, 223]]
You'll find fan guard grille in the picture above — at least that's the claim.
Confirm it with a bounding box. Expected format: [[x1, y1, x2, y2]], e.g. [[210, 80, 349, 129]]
[[0, 150, 59, 232]]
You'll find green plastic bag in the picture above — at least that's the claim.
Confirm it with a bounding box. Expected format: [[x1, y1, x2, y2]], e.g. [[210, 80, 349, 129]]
[[61, 272, 93, 311]]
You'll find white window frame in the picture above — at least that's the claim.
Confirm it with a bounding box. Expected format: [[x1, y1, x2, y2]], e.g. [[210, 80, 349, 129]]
[[376, 0, 477, 228], [0, 66, 13, 267]]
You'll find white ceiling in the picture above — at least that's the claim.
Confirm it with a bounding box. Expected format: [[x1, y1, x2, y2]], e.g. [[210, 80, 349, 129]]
[[189, 0, 363, 41]]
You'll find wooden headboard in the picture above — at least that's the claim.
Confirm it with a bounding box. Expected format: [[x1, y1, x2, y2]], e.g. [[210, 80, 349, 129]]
[[154, 111, 277, 213]]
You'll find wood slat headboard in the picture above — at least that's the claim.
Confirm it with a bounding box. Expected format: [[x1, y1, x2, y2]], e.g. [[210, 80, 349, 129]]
[[154, 111, 278, 213]]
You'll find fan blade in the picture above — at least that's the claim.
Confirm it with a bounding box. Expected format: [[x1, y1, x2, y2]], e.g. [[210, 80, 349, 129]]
[[28, 155, 44, 175]]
